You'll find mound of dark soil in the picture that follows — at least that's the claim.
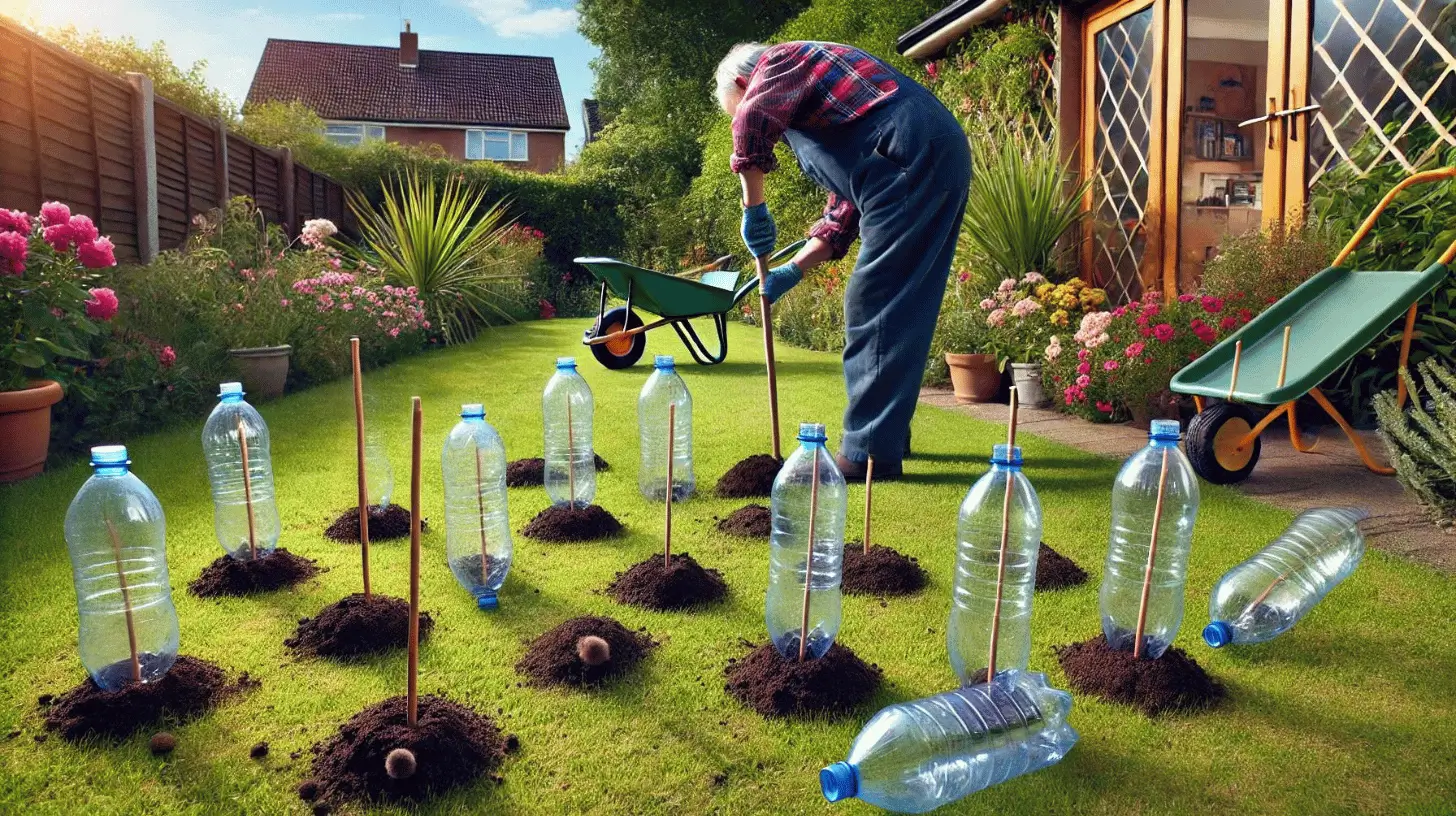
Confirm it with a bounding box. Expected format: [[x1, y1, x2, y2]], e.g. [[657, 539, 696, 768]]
[[716, 455, 782, 498], [841, 544, 928, 596], [521, 504, 622, 542], [324, 504, 416, 543], [305, 694, 513, 806], [516, 616, 655, 688], [718, 504, 771, 538], [286, 594, 433, 659], [42, 656, 257, 741], [606, 553, 728, 610], [1036, 543, 1090, 591], [188, 549, 320, 597], [505, 455, 610, 488], [725, 642, 882, 718], [1056, 634, 1224, 716]]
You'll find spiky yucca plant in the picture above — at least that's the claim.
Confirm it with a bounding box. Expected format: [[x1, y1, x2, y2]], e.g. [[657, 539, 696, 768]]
[[348, 170, 521, 343], [1375, 360, 1456, 530]]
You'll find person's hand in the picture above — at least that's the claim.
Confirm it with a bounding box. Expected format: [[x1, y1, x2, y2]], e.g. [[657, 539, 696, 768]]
[[761, 261, 802, 304], [740, 202, 777, 259]]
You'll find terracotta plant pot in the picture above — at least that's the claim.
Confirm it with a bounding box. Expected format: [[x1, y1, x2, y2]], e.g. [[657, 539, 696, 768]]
[[945, 352, 1000, 404], [0, 379, 64, 483], [1010, 362, 1049, 407], [228, 345, 292, 400]]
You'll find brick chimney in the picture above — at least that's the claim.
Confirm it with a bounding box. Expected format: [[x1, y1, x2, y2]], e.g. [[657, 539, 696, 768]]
[[399, 21, 418, 69]]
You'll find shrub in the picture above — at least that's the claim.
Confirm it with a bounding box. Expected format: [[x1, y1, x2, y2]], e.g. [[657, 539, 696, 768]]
[[765, 260, 849, 352], [1376, 360, 1456, 530], [977, 273, 1108, 367], [1201, 219, 1337, 310]]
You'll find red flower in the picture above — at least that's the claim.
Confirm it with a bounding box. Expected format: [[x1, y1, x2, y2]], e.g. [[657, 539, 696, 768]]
[[77, 236, 116, 269], [68, 214, 99, 244], [926, 61, 940, 79], [158, 346, 176, 368], [0, 231, 27, 275], [1201, 295, 1225, 314], [0, 209, 30, 234], [85, 287, 118, 321], [39, 201, 70, 228], [1238, 308, 1253, 324], [42, 223, 74, 251], [1096, 401, 1114, 413], [1152, 323, 1174, 342], [1219, 316, 1237, 331], [538, 298, 556, 320]]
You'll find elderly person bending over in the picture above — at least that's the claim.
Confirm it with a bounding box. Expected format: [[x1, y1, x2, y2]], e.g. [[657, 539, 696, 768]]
[[715, 41, 970, 481]]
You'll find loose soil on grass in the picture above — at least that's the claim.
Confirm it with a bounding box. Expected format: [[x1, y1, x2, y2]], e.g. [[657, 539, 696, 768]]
[[716, 455, 782, 498], [521, 504, 622, 542], [717, 504, 771, 538], [303, 694, 513, 806], [841, 544, 928, 596], [516, 616, 656, 688], [323, 504, 416, 543], [286, 594, 434, 659], [188, 549, 320, 597], [606, 553, 728, 610], [725, 642, 882, 718], [1036, 543, 1089, 590], [505, 454, 610, 488], [1056, 634, 1224, 716], [42, 656, 258, 742]]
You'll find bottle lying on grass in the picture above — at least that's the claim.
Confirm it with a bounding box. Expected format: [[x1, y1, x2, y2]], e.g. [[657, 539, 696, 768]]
[[1204, 507, 1367, 648], [821, 670, 1078, 813], [638, 355, 695, 501], [543, 357, 595, 508], [442, 403, 513, 610], [201, 382, 280, 560], [63, 445, 180, 690], [766, 422, 846, 660]]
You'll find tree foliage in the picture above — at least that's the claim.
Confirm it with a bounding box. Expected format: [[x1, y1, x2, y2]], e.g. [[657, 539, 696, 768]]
[[44, 26, 237, 121], [1376, 360, 1456, 530]]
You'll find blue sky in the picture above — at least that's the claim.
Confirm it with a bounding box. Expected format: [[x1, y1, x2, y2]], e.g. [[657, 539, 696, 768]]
[[3, 0, 600, 155]]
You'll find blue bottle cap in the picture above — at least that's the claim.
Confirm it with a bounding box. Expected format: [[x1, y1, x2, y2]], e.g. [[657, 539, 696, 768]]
[[797, 422, 827, 443], [555, 356, 577, 370], [1150, 419, 1182, 442], [90, 445, 129, 466], [654, 354, 675, 369], [477, 594, 499, 611], [219, 382, 244, 397], [991, 444, 1023, 466], [1203, 621, 1232, 648], [820, 762, 858, 802], [461, 403, 485, 419]]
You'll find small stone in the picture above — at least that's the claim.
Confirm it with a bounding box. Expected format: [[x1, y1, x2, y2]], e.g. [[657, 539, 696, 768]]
[[149, 732, 176, 755]]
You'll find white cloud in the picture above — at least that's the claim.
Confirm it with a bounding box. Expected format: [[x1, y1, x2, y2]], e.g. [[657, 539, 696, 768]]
[[460, 0, 578, 38]]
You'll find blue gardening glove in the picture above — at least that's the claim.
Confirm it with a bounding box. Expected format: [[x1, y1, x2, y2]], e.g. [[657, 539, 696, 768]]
[[761, 261, 803, 304], [740, 202, 777, 259]]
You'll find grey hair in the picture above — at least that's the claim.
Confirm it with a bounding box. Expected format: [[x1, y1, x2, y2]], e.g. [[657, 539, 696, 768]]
[[714, 42, 769, 109]]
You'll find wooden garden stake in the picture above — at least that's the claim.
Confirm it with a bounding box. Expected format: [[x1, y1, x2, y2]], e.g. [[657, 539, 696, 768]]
[[1227, 340, 1243, 400], [1132, 447, 1171, 660], [1277, 326, 1292, 388], [407, 396, 422, 728], [798, 448, 821, 662], [351, 337, 372, 600], [987, 388, 1020, 684], [237, 416, 258, 560], [474, 444, 489, 586], [665, 403, 676, 568], [104, 517, 142, 684], [754, 254, 782, 460], [566, 398, 577, 507], [862, 456, 874, 556]]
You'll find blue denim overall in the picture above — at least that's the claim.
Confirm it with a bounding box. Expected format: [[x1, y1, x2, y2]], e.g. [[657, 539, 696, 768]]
[[782, 71, 970, 467]]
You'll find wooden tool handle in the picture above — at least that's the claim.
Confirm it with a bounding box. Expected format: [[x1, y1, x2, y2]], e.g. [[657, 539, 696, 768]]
[[105, 518, 142, 684], [798, 448, 820, 662], [1133, 448, 1171, 659], [755, 254, 782, 460], [665, 403, 675, 567], [237, 416, 258, 560], [407, 396, 422, 727], [351, 337, 371, 600]]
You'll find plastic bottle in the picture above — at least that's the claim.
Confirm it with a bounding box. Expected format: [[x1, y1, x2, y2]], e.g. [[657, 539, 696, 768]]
[[63, 445, 180, 690], [766, 422, 847, 660], [362, 390, 394, 508], [947, 444, 1043, 684], [1204, 507, 1367, 648], [638, 354, 695, 502], [820, 670, 1078, 813], [441, 404, 514, 609], [543, 357, 595, 508], [201, 382, 281, 560], [1099, 419, 1200, 659]]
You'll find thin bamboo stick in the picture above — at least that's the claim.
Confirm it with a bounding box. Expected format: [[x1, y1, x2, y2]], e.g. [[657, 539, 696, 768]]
[[665, 403, 676, 568], [1277, 326, 1292, 388], [407, 396, 422, 728], [755, 254, 782, 460], [237, 416, 257, 560], [987, 388, 1020, 684], [474, 443, 489, 586], [351, 337, 372, 600], [862, 456, 874, 556], [798, 449, 821, 662], [1132, 448, 1171, 659], [104, 518, 142, 683], [1227, 340, 1244, 401], [566, 398, 577, 507]]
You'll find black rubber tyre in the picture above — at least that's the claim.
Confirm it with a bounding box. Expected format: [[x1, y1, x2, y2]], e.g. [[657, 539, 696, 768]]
[[1185, 401, 1262, 484], [588, 306, 646, 369]]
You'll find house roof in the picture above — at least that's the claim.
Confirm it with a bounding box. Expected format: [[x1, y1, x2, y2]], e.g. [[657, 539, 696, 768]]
[[581, 99, 603, 143], [245, 38, 569, 130]]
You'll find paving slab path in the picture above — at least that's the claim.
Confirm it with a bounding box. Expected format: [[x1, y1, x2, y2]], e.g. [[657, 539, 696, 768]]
[[920, 387, 1454, 573]]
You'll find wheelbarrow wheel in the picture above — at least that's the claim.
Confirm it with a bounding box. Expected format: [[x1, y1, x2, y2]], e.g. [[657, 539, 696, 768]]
[[589, 306, 646, 369], [1185, 401, 1261, 484]]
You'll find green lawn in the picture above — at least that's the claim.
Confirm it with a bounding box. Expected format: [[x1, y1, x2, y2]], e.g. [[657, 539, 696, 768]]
[[2, 320, 1453, 815]]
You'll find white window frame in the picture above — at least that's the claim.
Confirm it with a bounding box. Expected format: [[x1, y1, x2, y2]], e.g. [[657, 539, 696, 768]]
[[466, 128, 528, 162], [323, 123, 386, 147]]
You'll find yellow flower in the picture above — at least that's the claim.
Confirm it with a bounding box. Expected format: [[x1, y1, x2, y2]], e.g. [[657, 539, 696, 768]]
[[1061, 295, 1078, 309], [1066, 278, 1086, 292], [1035, 282, 1056, 300], [1051, 309, 1070, 326]]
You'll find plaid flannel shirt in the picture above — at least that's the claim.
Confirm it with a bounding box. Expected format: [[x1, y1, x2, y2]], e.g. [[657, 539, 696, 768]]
[[729, 42, 900, 259]]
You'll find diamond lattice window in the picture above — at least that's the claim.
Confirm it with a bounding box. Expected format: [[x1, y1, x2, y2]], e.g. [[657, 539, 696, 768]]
[[1091, 8, 1156, 305]]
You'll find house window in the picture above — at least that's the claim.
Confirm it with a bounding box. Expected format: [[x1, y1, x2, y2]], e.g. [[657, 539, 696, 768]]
[[466, 129, 528, 161], [324, 124, 386, 146]]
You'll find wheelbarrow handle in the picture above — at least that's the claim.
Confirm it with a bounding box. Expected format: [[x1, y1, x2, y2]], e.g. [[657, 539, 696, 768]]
[[1333, 166, 1456, 267]]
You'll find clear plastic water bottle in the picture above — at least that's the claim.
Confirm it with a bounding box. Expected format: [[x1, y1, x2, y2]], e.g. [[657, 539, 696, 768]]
[[766, 422, 847, 660], [362, 389, 394, 508], [1100, 419, 1200, 658], [638, 355, 695, 502], [201, 382, 281, 560], [947, 444, 1043, 684], [441, 404, 513, 610], [63, 445, 180, 690], [543, 357, 595, 508], [1204, 507, 1367, 648], [821, 670, 1078, 813]]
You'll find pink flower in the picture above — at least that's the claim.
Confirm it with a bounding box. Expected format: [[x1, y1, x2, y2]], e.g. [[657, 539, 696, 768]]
[[42, 223, 74, 251], [388, 327, 401, 337], [1076, 374, 1091, 387], [1076, 361, 1091, 375], [1124, 341, 1145, 358], [1219, 316, 1237, 331], [1022, 271, 1046, 285], [986, 308, 1007, 328], [1238, 308, 1253, 324], [1201, 295, 1225, 314], [279, 298, 291, 307], [68, 215, 99, 244], [76, 237, 115, 268], [926, 61, 940, 79], [0, 231, 28, 275], [158, 346, 176, 368], [1010, 297, 1041, 318], [1077, 348, 1090, 361], [1096, 401, 1114, 413], [39, 201, 70, 228], [1152, 323, 1174, 342], [1103, 360, 1119, 371], [539, 299, 557, 320], [85, 287, 119, 321], [0, 209, 30, 234], [1178, 293, 1196, 303], [979, 298, 997, 310], [997, 278, 1016, 294]]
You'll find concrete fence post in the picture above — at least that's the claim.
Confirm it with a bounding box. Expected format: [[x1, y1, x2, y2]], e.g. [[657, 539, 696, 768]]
[[125, 72, 158, 263], [278, 147, 296, 235], [215, 118, 230, 210]]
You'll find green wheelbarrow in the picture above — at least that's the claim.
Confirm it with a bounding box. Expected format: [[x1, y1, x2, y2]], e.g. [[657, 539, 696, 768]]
[[1171, 167, 1456, 484], [574, 240, 805, 369]]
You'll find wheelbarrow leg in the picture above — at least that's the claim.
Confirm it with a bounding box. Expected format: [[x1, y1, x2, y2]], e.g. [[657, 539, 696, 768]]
[[671, 315, 728, 365], [1395, 303, 1418, 409], [1308, 387, 1395, 475]]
